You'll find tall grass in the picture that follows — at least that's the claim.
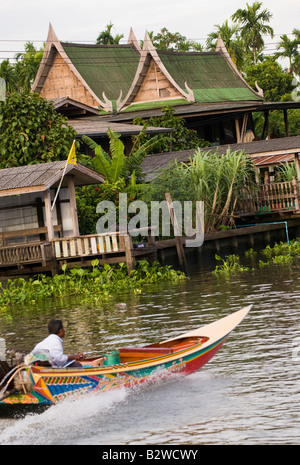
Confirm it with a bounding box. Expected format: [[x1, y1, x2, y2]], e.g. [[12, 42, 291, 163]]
[[182, 148, 257, 232]]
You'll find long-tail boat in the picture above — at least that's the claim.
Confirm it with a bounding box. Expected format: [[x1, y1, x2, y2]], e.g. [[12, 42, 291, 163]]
[[0, 305, 251, 407]]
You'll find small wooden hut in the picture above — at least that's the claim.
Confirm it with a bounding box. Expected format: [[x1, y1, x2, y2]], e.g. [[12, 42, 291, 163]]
[[0, 161, 103, 274]]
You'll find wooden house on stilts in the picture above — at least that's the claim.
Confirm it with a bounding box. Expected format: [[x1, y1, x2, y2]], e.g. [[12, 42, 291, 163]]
[[0, 161, 155, 276]]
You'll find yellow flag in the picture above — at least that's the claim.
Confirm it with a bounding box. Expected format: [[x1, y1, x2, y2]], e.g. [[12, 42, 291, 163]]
[[67, 140, 77, 165]]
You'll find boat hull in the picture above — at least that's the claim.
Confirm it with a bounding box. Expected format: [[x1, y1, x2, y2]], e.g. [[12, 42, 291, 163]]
[[0, 306, 250, 406]]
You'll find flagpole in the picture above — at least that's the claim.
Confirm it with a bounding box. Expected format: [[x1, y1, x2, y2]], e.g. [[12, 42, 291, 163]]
[[51, 162, 68, 212], [51, 140, 76, 212]]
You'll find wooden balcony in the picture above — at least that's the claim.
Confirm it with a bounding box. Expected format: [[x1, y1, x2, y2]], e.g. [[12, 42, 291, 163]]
[[52, 228, 157, 272], [236, 179, 300, 216], [0, 228, 157, 276], [0, 242, 53, 268]]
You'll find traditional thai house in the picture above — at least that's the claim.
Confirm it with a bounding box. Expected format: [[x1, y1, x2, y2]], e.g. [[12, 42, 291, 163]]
[[31, 24, 300, 148]]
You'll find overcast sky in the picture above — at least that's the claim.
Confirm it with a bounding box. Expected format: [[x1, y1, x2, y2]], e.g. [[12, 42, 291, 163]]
[[0, 0, 299, 60]]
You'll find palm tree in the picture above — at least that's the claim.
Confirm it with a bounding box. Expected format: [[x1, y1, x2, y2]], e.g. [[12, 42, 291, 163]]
[[276, 34, 300, 75], [231, 1, 274, 65], [206, 20, 245, 70], [14, 42, 44, 93], [0, 59, 17, 94], [96, 22, 124, 45]]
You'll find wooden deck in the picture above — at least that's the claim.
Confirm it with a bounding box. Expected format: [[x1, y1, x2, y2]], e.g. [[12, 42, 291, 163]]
[[0, 229, 157, 276]]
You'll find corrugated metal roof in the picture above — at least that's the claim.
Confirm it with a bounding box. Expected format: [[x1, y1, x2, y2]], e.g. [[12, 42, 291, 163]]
[[141, 136, 300, 180], [252, 153, 295, 166], [68, 117, 172, 137]]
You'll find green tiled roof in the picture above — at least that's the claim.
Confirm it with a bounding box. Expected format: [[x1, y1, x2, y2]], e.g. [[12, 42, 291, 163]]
[[61, 43, 140, 101], [158, 51, 261, 103]]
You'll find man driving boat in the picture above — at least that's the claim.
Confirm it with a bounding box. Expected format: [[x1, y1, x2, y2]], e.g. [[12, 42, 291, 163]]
[[31, 319, 85, 367]]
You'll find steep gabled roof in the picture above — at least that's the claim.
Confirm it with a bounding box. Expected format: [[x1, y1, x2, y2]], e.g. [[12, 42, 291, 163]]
[[157, 51, 261, 103], [32, 25, 263, 116], [32, 24, 105, 108], [118, 33, 262, 112], [60, 42, 141, 107], [32, 24, 141, 112]]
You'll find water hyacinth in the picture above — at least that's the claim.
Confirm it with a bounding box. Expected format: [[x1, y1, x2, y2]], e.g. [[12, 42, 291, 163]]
[[0, 260, 185, 313]]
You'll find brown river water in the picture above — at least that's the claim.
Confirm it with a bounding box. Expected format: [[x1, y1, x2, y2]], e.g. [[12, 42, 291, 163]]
[[0, 252, 299, 445]]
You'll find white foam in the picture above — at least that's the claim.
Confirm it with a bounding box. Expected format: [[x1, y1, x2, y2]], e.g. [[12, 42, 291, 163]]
[[0, 388, 128, 445]]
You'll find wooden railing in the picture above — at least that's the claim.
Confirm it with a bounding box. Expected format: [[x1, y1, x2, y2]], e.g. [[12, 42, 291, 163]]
[[0, 225, 62, 247], [236, 179, 300, 215], [53, 232, 123, 259], [0, 229, 156, 273], [0, 242, 52, 267]]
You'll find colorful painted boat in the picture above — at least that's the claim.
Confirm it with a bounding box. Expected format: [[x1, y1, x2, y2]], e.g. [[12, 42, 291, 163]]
[[0, 305, 251, 406]]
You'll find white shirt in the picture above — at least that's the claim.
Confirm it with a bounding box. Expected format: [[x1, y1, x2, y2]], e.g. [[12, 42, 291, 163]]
[[32, 334, 68, 367]]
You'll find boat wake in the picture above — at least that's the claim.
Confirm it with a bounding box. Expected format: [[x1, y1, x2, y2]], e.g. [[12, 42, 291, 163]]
[[0, 388, 128, 445]]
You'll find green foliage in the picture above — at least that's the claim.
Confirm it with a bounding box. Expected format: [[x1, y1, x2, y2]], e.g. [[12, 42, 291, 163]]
[[96, 22, 124, 45], [206, 20, 245, 70], [275, 32, 300, 75], [0, 42, 43, 94], [145, 28, 203, 52], [231, 1, 273, 65], [184, 148, 257, 232], [277, 161, 298, 181], [140, 147, 257, 234], [261, 238, 300, 258], [252, 108, 300, 138], [77, 129, 165, 234], [255, 238, 300, 268], [213, 238, 300, 276], [133, 106, 209, 153], [245, 248, 257, 258], [212, 254, 250, 276], [0, 261, 185, 313], [245, 58, 295, 101], [0, 92, 77, 168]]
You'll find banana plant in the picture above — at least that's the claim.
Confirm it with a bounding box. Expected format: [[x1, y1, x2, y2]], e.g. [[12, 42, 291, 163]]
[[82, 128, 168, 184]]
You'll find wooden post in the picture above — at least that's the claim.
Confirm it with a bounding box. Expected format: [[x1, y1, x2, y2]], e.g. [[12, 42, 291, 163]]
[[240, 114, 248, 142], [44, 189, 54, 241], [263, 111, 270, 139], [67, 175, 80, 236], [295, 153, 300, 181], [124, 233, 134, 274], [284, 109, 289, 137], [292, 178, 300, 211], [235, 118, 241, 143], [165, 193, 189, 276]]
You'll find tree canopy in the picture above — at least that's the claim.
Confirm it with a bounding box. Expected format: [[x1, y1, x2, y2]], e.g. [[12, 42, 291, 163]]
[[231, 1, 273, 65], [0, 92, 77, 168]]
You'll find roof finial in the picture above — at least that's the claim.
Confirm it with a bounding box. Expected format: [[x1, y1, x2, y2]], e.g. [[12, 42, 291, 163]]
[[127, 28, 141, 52]]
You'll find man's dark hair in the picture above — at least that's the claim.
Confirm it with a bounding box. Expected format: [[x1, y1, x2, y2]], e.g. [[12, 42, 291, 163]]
[[48, 319, 63, 335]]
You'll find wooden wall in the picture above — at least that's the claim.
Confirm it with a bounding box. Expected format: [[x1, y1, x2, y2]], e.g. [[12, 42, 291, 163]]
[[132, 60, 182, 103], [40, 52, 99, 108]]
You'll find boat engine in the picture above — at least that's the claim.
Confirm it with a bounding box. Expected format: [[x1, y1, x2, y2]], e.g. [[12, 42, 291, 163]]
[[0, 339, 33, 399]]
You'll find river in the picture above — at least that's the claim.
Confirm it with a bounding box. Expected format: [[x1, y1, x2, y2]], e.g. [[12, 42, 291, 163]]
[[0, 253, 299, 445]]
